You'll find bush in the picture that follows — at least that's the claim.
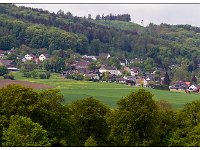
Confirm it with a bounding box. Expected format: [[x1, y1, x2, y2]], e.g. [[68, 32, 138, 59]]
[[0, 65, 8, 76], [149, 83, 169, 90], [39, 73, 47, 79], [39, 72, 51, 79], [3, 73, 15, 80], [23, 72, 31, 78], [45, 71, 51, 79], [31, 70, 38, 78], [65, 73, 84, 81]]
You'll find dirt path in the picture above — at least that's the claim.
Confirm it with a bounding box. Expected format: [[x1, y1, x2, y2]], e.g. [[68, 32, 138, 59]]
[[0, 79, 54, 89]]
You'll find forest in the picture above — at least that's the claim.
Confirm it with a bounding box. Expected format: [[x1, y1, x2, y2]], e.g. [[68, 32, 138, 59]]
[[0, 4, 199, 72], [0, 84, 200, 146]]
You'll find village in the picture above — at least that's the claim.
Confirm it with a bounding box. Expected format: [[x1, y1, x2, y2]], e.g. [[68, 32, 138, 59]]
[[0, 49, 199, 93]]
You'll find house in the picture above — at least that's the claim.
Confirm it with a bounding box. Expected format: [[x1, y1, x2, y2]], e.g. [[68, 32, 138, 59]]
[[7, 49, 16, 55], [130, 67, 141, 76], [82, 55, 97, 61], [119, 59, 129, 66], [123, 66, 131, 72], [74, 61, 91, 70], [189, 84, 200, 91], [130, 58, 143, 64], [98, 53, 111, 59], [0, 50, 5, 59], [0, 60, 17, 68], [39, 54, 46, 61], [169, 81, 191, 91], [24, 54, 35, 61], [115, 78, 127, 83], [99, 66, 121, 76]]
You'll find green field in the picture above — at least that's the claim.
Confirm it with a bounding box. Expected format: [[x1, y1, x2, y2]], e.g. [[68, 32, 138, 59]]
[[12, 72, 200, 109]]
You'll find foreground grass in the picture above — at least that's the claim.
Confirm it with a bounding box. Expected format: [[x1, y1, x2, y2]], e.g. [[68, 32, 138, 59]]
[[13, 72, 200, 109]]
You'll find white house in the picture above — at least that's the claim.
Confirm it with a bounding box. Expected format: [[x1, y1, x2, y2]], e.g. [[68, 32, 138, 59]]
[[82, 55, 97, 61], [39, 54, 46, 61], [99, 66, 121, 75], [189, 85, 200, 91], [24, 54, 34, 61]]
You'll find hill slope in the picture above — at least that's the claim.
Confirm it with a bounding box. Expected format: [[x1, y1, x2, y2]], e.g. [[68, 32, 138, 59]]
[[0, 4, 199, 70]]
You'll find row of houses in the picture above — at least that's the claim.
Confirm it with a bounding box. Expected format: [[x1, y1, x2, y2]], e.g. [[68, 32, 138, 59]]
[[169, 81, 200, 92]]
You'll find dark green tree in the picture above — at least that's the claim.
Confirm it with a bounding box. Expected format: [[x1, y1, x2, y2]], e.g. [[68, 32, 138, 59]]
[[0, 85, 75, 146], [0, 65, 8, 76], [69, 97, 110, 146], [191, 75, 197, 84], [163, 72, 171, 86], [106, 89, 159, 146]]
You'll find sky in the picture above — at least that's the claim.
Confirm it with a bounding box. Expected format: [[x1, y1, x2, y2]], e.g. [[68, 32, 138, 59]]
[[16, 4, 200, 27]]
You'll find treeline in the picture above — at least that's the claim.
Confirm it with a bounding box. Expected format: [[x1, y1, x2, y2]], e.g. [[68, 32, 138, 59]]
[[0, 84, 200, 146], [95, 13, 131, 22], [0, 4, 199, 71]]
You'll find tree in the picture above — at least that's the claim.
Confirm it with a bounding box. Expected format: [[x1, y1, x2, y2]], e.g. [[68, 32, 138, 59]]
[[180, 100, 200, 127], [88, 61, 100, 70], [89, 39, 101, 55], [88, 14, 92, 20], [84, 136, 97, 147], [155, 100, 179, 146], [0, 65, 8, 76], [3, 115, 50, 146], [20, 61, 37, 72], [163, 72, 171, 86], [172, 67, 190, 82], [95, 14, 101, 20], [69, 97, 110, 146], [106, 89, 159, 146], [102, 71, 110, 81], [191, 75, 197, 84], [0, 85, 75, 146]]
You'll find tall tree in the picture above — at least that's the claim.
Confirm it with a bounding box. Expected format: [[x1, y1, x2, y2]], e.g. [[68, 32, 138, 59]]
[[163, 72, 171, 86], [69, 97, 110, 146], [106, 89, 159, 146], [0, 65, 8, 76], [191, 75, 197, 84]]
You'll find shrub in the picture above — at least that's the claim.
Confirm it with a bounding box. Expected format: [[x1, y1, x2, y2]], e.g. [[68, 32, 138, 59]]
[[45, 71, 51, 79], [66, 73, 84, 81], [0, 65, 8, 76], [39, 73, 47, 79], [31, 70, 38, 78], [39, 72, 51, 79], [23, 72, 31, 78], [3, 73, 15, 80]]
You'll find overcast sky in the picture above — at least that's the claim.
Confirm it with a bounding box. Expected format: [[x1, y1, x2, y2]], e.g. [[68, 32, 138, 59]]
[[16, 4, 200, 27]]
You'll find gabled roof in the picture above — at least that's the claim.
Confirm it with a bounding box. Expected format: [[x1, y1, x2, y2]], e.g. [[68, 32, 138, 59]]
[[75, 61, 90, 67], [0, 60, 16, 67], [190, 84, 200, 88], [100, 66, 117, 70], [131, 67, 140, 72]]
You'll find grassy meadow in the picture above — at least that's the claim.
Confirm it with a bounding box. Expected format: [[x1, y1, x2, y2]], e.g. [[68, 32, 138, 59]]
[[12, 71, 200, 109]]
